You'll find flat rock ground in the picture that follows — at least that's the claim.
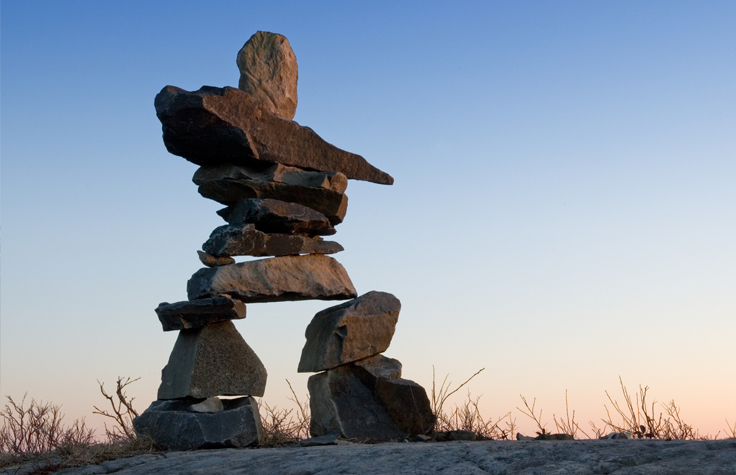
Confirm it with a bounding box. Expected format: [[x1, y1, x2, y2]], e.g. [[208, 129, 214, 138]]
[[45, 439, 736, 475]]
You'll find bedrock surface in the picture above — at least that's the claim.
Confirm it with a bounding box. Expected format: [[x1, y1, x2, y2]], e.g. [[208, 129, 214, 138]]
[[50, 439, 736, 475]]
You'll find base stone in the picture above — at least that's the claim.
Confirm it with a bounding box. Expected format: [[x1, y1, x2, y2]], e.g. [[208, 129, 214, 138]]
[[132, 396, 262, 450]]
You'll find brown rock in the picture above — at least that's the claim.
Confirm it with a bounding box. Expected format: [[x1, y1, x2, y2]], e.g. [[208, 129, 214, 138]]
[[157, 321, 267, 399], [187, 254, 357, 303], [298, 292, 400, 373], [353, 354, 402, 381], [217, 198, 335, 236], [193, 163, 348, 225], [203, 223, 343, 257], [154, 85, 393, 185], [197, 250, 235, 267], [237, 31, 298, 120], [155, 296, 246, 332]]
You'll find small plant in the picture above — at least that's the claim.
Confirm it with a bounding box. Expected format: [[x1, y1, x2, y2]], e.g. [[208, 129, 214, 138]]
[[258, 380, 311, 446], [92, 377, 140, 441], [517, 395, 549, 436]]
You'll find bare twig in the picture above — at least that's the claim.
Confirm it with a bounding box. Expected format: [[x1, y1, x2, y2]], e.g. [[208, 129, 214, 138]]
[[92, 377, 140, 441]]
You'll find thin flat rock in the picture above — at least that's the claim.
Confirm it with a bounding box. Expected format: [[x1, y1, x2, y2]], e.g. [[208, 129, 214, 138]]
[[193, 163, 348, 224], [203, 223, 343, 257], [49, 440, 736, 475], [187, 254, 357, 303], [154, 85, 393, 185], [155, 296, 246, 331], [157, 321, 267, 399], [298, 291, 401, 373], [217, 198, 335, 236]]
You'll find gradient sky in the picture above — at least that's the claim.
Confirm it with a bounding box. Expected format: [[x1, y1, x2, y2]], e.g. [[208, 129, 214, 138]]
[[2, 1, 735, 438]]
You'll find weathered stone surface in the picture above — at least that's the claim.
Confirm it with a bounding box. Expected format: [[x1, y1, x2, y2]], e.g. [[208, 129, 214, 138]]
[[350, 356, 435, 437], [51, 439, 736, 475], [154, 85, 394, 185], [187, 254, 356, 303], [298, 432, 339, 447], [155, 297, 246, 332], [157, 321, 266, 399], [308, 365, 406, 440], [217, 199, 335, 236], [132, 396, 261, 450], [197, 250, 235, 267], [189, 397, 224, 413], [193, 163, 348, 224], [237, 31, 298, 120], [298, 292, 400, 373], [203, 223, 343, 257]]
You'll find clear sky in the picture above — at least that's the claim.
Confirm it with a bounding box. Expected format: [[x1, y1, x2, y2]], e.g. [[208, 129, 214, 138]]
[[2, 1, 735, 438]]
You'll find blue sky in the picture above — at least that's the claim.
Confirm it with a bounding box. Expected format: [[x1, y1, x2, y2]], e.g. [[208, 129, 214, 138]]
[[2, 1, 735, 437]]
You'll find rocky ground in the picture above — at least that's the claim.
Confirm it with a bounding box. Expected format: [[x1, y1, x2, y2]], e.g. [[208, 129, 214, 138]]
[[39, 439, 736, 475]]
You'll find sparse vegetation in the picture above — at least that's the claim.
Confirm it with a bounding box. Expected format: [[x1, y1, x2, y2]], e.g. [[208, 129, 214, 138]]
[[1, 373, 734, 473]]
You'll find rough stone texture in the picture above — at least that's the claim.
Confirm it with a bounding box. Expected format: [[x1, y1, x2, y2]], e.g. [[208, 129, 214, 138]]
[[298, 291, 400, 373], [154, 85, 393, 185], [47, 440, 736, 475], [155, 297, 246, 331], [157, 321, 267, 399], [308, 365, 406, 441], [188, 397, 224, 413], [193, 163, 348, 224], [203, 223, 343, 257], [131, 397, 261, 451], [217, 198, 335, 236], [187, 254, 357, 303], [237, 31, 298, 120], [197, 250, 235, 267], [353, 354, 402, 380]]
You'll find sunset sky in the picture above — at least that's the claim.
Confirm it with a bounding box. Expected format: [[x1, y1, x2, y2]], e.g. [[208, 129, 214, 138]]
[[2, 1, 735, 438]]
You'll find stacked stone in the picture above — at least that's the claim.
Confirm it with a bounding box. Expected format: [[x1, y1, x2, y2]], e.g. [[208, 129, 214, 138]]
[[133, 31, 433, 449]]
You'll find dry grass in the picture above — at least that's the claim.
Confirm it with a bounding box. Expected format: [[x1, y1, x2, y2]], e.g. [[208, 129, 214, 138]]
[[257, 380, 311, 446]]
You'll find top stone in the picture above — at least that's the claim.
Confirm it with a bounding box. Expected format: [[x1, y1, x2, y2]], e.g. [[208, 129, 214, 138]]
[[237, 31, 298, 120]]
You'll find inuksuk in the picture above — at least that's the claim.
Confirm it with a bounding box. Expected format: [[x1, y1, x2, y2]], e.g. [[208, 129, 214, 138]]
[[133, 31, 435, 450]]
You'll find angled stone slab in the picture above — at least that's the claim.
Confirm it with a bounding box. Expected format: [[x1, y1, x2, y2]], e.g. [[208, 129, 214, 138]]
[[203, 223, 343, 257], [298, 291, 400, 373], [155, 296, 246, 332], [154, 85, 394, 185], [133, 396, 261, 450], [193, 164, 348, 224], [187, 254, 356, 303], [237, 31, 298, 120], [218, 198, 335, 236], [197, 250, 235, 267], [157, 320, 267, 399], [308, 365, 405, 441]]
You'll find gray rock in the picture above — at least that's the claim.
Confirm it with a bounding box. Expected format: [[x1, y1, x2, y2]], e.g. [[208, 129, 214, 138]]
[[49, 439, 736, 475], [299, 432, 339, 447], [154, 85, 394, 185], [203, 223, 343, 257], [132, 396, 261, 450], [189, 397, 224, 413], [298, 291, 400, 373], [216, 198, 335, 236], [193, 163, 348, 225], [308, 365, 406, 441], [197, 250, 235, 267], [351, 358, 435, 437], [155, 297, 246, 331], [187, 254, 356, 303], [157, 321, 267, 399], [237, 31, 298, 120]]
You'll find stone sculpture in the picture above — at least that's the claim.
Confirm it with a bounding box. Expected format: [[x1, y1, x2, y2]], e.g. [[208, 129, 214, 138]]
[[133, 31, 434, 449]]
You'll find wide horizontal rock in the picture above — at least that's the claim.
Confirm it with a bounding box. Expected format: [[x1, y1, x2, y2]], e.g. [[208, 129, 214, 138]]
[[133, 396, 261, 450], [158, 321, 267, 399], [187, 254, 356, 303], [237, 31, 298, 120], [193, 164, 348, 224], [156, 296, 246, 331], [308, 360, 435, 440], [217, 198, 335, 236], [298, 291, 400, 373], [203, 223, 343, 257], [154, 85, 393, 185]]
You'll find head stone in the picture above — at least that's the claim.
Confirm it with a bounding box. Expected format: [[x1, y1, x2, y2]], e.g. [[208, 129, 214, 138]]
[[237, 31, 298, 120]]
